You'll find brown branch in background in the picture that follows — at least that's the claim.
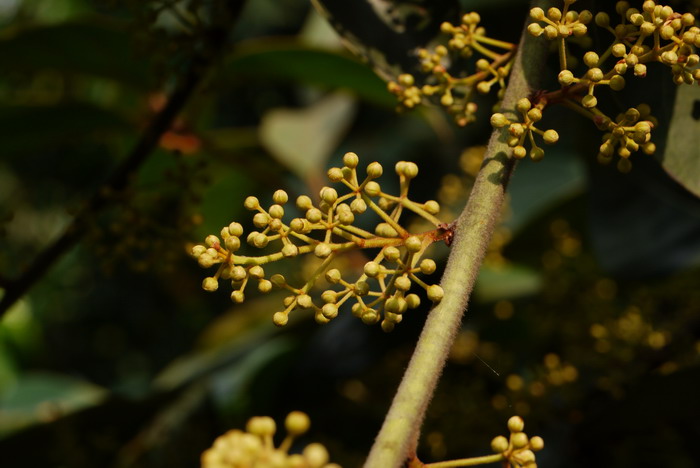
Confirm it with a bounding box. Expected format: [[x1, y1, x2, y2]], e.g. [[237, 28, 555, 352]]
[[0, 1, 247, 317]]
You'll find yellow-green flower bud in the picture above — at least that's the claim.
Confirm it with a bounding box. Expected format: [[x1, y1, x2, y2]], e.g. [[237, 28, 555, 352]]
[[314, 242, 332, 258], [303, 443, 329, 467], [202, 277, 218, 291], [582, 94, 597, 108], [249, 265, 265, 279], [405, 236, 422, 252], [253, 233, 269, 248], [364, 181, 381, 197], [395, 276, 411, 291], [406, 294, 420, 309], [595, 12, 609, 27], [297, 294, 313, 308], [269, 204, 284, 219], [364, 261, 381, 277], [424, 200, 440, 214], [508, 415, 525, 432], [527, 23, 543, 37], [315, 313, 331, 324], [272, 189, 288, 205], [490, 113, 510, 128], [384, 246, 401, 261], [247, 416, 276, 437], [325, 269, 341, 283], [282, 243, 299, 257], [587, 67, 604, 82], [355, 281, 370, 296], [609, 75, 625, 91], [527, 108, 542, 122], [231, 266, 246, 282], [191, 245, 206, 257], [273, 311, 288, 326], [225, 236, 241, 252], [420, 258, 437, 274], [285, 411, 310, 436], [511, 432, 529, 449], [253, 212, 270, 228], [398, 73, 414, 87], [427, 284, 444, 302], [296, 195, 313, 210], [513, 146, 527, 159], [583, 51, 599, 67], [306, 208, 323, 223], [547, 7, 561, 21], [543, 129, 559, 144], [544, 25, 558, 39], [270, 274, 286, 287], [244, 196, 259, 210], [351, 198, 367, 213], [258, 279, 272, 293], [321, 290, 336, 303], [530, 147, 545, 161], [530, 7, 545, 20], [205, 235, 220, 247], [321, 303, 338, 319], [327, 167, 343, 182], [231, 290, 245, 303], [320, 187, 338, 205], [343, 152, 359, 168], [337, 209, 354, 225], [516, 98, 532, 114], [366, 162, 383, 179], [530, 435, 544, 451], [197, 254, 215, 268], [491, 435, 509, 453]]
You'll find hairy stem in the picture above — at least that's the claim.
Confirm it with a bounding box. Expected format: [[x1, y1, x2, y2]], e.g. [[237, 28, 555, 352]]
[[363, 2, 552, 467]]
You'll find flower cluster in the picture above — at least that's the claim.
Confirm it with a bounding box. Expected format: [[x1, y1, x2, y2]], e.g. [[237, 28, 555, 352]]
[[490, 98, 559, 161], [509, 0, 699, 169], [489, 416, 545, 468], [191, 153, 450, 331], [201, 411, 341, 468], [387, 12, 517, 126]]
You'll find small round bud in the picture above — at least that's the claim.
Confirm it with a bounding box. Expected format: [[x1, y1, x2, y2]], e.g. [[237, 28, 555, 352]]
[[384, 246, 401, 262], [327, 167, 343, 181], [268, 204, 284, 219], [405, 236, 423, 252], [406, 294, 420, 309], [247, 416, 276, 437], [303, 443, 329, 467], [395, 276, 411, 292], [231, 266, 247, 282], [297, 294, 313, 308], [583, 51, 599, 67], [244, 196, 260, 211], [530, 435, 544, 451], [350, 198, 367, 213], [285, 411, 310, 435], [594, 12, 609, 27], [321, 303, 338, 319], [542, 129, 559, 144], [273, 311, 288, 326], [398, 73, 414, 87], [282, 243, 299, 257], [270, 274, 286, 287], [547, 7, 561, 21], [314, 242, 332, 258], [225, 236, 241, 252], [527, 23, 543, 37], [508, 415, 525, 432], [530, 147, 545, 161], [354, 281, 370, 296], [325, 269, 341, 283], [321, 290, 336, 303], [511, 432, 529, 449], [320, 187, 338, 205], [587, 67, 604, 82], [202, 277, 218, 292], [297, 195, 313, 210], [272, 190, 288, 205], [364, 261, 381, 277], [558, 70, 575, 86], [249, 265, 265, 279], [544, 25, 558, 39], [197, 254, 215, 268], [513, 146, 527, 159], [611, 43, 626, 57], [364, 181, 381, 197], [375, 223, 399, 238], [516, 98, 532, 114], [337, 209, 354, 225], [490, 113, 510, 128], [258, 279, 272, 293], [253, 233, 269, 248], [227, 222, 243, 237], [306, 208, 323, 223], [427, 284, 444, 302], [191, 245, 206, 257], [231, 290, 245, 303], [530, 7, 545, 20], [367, 162, 383, 179], [205, 235, 220, 247], [527, 108, 542, 122], [609, 75, 625, 91], [423, 200, 440, 214], [582, 94, 597, 108], [491, 435, 509, 453], [420, 258, 437, 274]]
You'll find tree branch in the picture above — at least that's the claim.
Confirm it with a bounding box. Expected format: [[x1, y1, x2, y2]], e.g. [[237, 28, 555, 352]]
[[363, 2, 553, 467], [0, 1, 247, 316]]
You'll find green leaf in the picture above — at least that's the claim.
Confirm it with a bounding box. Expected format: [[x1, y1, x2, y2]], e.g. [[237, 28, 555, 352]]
[[658, 84, 700, 198], [0, 19, 151, 88], [224, 41, 394, 107], [474, 262, 543, 302], [0, 103, 132, 155], [0, 372, 107, 438], [260, 92, 356, 179]]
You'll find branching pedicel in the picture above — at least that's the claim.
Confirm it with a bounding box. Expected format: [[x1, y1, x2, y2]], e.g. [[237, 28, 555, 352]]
[[191, 153, 450, 331]]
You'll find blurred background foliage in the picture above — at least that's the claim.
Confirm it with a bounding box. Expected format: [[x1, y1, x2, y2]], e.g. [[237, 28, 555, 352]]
[[1, 0, 700, 467]]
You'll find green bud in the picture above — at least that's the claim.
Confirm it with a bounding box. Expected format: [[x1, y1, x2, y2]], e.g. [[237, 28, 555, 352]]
[[530, 436, 545, 451], [516, 98, 532, 114], [253, 212, 270, 228], [543, 129, 559, 144], [320, 186, 338, 205], [364, 261, 381, 277], [191, 245, 206, 257], [508, 416, 525, 432], [384, 246, 401, 262], [513, 146, 527, 159], [364, 181, 381, 197], [530, 7, 545, 20], [490, 113, 510, 128], [511, 432, 529, 449], [405, 236, 423, 252], [321, 303, 338, 319], [297, 294, 313, 308], [253, 233, 269, 248], [530, 147, 545, 161], [273, 312, 288, 326], [406, 294, 421, 309], [282, 243, 299, 257], [249, 265, 265, 279], [427, 284, 444, 302], [350, 198, 367, 213], [582, 94, 597, 108], [394, 276, 411, 292], [306, 208, 323, 223], [271, 274, 286, 287], [325, 269, 342, 283], [296, 195, 313, 210], [321, 290, 337, 303], [424, 200, 440, 214], [225, 236, 241, 252], [491, 435, 509, 453], [244, 196, 259, 210], [366, 162, 383, 179], [231, 290, 245, 303], [258, 279, 272, 293], [420, 258, 437, 274], [272, 190, 288, 205], [314, 242, 332, 258], [202, 277, 218, 292]]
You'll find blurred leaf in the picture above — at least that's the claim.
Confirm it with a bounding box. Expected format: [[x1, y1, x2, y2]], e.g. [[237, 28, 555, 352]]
[[0, 103, 131, 155], [658, 84, 700, 198], [0, 372, 107, 438], [0, 20, 151, 88], [224, 41, 393, 107], [260, 92, 356, 179], [474, 262, 543, 302], [0, 298, 41, 357], [506, 149, 586, 234]]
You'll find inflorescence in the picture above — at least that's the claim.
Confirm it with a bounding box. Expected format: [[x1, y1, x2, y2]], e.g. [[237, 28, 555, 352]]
[[191, 153, 450, 332], [201, 411, 341, 468], [387, 1, 699, 172], [387, 12, 517, 126]]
